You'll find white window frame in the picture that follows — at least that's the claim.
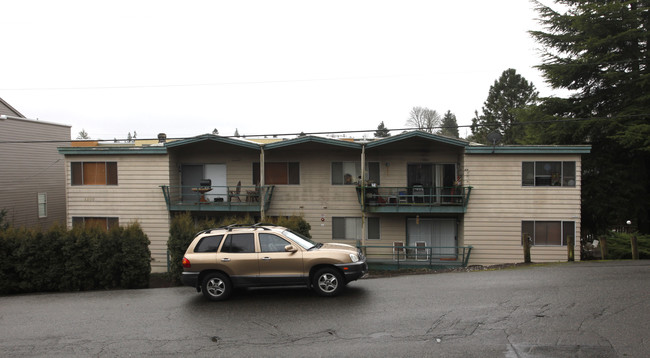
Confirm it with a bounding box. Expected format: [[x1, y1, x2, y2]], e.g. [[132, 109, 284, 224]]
[[37, 193, 47, 218]]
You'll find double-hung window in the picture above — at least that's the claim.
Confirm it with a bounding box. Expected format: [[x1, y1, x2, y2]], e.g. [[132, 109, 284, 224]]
[[37, 193, 47, 218], [522, 221, 575, 246], [522, 161, 575, 187], [253, 162, 300, 185], [332, 217, 380, 240], [71, 162, 118, 185], [72, 217, 119, 231], [331, 162, 380, 185]]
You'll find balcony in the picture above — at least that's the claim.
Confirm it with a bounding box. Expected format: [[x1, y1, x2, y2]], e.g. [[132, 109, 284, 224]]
[[356, 186, 472, 213], [160, 185, 275, 212]]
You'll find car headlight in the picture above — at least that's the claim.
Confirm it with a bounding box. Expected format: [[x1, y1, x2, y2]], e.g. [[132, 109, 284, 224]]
[[349, 253, 359, 263]]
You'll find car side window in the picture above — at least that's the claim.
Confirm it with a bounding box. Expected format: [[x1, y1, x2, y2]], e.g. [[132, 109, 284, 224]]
[[194, 235, 224, 253], [259, 233, 291, 253], [221, 233, 255, 253]]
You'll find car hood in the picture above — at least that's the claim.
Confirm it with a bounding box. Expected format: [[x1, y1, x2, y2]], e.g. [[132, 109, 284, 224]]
[[318, 243, 358, 253]]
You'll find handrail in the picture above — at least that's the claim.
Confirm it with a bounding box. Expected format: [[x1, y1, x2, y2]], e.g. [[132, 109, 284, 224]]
[[356, 185, 473, 210], [160, 185, 274, 211], [356, 243, 473, 268]]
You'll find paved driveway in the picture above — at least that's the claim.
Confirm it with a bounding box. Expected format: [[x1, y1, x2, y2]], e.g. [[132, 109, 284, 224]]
[[1, 261, 648, 357]]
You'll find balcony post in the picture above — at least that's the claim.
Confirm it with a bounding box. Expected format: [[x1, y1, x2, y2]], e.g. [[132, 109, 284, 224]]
[[360, 144, 366, 247], [260, 147, 266, 220]]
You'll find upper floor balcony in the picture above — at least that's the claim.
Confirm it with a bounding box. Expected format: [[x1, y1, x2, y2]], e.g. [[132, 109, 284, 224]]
[[161, 184, 275, 212], [356, 185, 472, 213]]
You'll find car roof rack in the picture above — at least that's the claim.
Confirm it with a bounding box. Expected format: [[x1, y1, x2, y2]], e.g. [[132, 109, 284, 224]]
[[218, 223, 274, 231]]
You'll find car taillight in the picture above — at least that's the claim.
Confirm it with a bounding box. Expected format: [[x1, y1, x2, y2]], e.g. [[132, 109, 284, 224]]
[[182, 257, 191, 268]]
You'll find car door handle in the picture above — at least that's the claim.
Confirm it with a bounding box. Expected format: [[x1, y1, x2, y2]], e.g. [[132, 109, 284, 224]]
[[221, 258, 231, 262], [262, 257, 271, 261]]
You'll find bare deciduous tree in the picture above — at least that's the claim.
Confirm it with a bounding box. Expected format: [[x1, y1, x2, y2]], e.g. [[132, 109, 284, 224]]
[[406, 106, 441, 133]]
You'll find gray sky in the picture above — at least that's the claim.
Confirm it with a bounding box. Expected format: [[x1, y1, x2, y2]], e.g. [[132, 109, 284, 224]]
[[2, 0, 557, 140]]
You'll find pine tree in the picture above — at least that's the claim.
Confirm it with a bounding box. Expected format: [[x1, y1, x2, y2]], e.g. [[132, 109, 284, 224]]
[[77, 129, 90, 140], [439, 111, 459, 138], [471, 68, 538, 144], [531, 0, 650, 234], [374, 121, 391, 137]]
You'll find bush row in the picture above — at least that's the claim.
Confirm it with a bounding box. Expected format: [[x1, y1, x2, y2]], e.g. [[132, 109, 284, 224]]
[[167, 213, 312, 281], [600, 232, 650, 260], [0, 223, 150, 294]]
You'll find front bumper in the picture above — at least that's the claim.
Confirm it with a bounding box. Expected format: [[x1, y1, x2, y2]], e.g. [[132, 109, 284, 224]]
[[335, 260, 369, 282]]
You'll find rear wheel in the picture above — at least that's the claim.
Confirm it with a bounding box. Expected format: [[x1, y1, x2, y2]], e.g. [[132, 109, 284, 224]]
[[312, 268, 344, 297], [201, 272, 232, 301]]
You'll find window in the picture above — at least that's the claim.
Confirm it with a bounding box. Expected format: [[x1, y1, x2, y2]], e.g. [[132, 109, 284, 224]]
[[332, 162, 380, 185], [253, 162, 299, 185], [72, 217, 119, 231], [259, 233, 291, 252], [37, 193, 47, 218], [194, 235, 224, 253], [221, 233, 255, 253], [71, 162, 118, 185], [522, 161, 575, 187], [522, 221, 575, 246], [332, 217, 380, 240]]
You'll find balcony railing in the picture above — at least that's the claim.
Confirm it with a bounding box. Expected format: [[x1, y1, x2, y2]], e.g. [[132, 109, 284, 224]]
[[356, 185, 472, 213], [160, 185, 274, 212], [357, 243, 473, 269]]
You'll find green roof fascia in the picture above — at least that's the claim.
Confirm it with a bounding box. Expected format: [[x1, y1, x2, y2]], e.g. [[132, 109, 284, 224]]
[[264, 135, 362, 150], [465, 145, 591, 154], [165, 134, 260, 150], [58, 146, 167, 155], [366, 130, 469, 149]]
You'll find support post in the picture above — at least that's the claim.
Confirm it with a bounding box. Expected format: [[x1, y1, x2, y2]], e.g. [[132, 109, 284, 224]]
[[523, 233, 531, 263], [260, 147, 265, 221], [600, 236, 607, 260], [567, 235, 574, 262], [631, 235, 639, 260]]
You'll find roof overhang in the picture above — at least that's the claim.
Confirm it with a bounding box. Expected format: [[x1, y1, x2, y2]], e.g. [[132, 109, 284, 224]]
[[58, 146, 167, 155], [465, 145, 591, 154], [365, 131, 469, 149], [263, 135, 362, 150], [165, 134, 261, 150]]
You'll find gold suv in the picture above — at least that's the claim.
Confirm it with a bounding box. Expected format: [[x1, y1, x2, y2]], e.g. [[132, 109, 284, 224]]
[[181, 223, 368, 301]]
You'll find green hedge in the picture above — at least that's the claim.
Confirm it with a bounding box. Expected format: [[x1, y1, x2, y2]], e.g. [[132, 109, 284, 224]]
[[167, 213, 312, 281], [602, 232, 650, 260], [0, 223, 151, 294]]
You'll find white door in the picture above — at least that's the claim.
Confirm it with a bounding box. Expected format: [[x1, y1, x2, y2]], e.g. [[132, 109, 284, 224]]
[[204, 164, 227, 202]]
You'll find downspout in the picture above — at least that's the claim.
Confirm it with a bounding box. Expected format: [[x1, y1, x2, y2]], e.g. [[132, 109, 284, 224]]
[[260, 147, 265, 221], [361, 144, 366, 248]]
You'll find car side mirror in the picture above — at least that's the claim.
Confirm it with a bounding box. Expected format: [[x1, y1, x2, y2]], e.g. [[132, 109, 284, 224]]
[[284, 245, 297, 253]]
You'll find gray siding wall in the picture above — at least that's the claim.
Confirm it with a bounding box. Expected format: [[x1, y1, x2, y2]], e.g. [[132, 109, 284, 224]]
[[0, 116, 69, 229]]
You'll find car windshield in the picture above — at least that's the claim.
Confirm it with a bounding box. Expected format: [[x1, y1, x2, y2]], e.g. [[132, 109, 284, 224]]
[[283, 230, 318, 250]]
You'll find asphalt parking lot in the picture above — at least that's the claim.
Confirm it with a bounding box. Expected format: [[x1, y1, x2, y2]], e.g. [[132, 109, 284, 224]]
[[1, 261, 648, 357]]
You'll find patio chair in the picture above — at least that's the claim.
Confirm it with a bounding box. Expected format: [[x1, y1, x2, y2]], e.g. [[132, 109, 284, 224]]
[[393, 241, 405, 261], [229, 181, 242, 202], [415, 241, 429, 261]]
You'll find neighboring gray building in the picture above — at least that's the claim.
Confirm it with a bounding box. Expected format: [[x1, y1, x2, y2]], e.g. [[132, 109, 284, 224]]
[[0, 97, 70, 229]]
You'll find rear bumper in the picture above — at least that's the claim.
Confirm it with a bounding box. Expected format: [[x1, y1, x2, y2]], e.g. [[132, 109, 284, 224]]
[[335, 260, 369, 282], [181, 272, 200, 288]]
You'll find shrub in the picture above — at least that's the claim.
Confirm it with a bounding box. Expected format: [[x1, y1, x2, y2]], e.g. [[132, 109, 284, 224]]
[[603, 232, 650, 260], [0, 222, 151, 294]]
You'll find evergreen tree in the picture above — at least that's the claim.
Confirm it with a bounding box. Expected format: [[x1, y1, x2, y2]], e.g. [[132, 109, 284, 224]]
[[439, 111, 459, 138], [212, 128, 219, 135], [531, 0, 650, 234], [77, 129, 90, 140], [374, 121, 391, 137], [234, 128, 240, 137], [471, 68, 538, 144]]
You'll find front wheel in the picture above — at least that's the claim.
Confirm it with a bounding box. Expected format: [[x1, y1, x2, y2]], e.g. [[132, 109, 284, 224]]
[[201, 272, 232, 301], [312, 268, 344, 297]]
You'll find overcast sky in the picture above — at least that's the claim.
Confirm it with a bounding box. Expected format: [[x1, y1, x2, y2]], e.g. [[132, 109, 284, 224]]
[[2, 0, 557, 140]]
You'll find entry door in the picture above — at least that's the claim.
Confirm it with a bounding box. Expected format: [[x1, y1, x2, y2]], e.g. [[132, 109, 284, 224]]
[[181, 165, 203, 202], [407, 218, 457, 257], [204, 164, 227, 202]]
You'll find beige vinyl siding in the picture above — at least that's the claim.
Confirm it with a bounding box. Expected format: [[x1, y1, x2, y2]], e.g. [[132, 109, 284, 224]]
[[463, 153, 582, 265], [0, 116, 69, 229], [65, 154, 171, 272], [264, 148, 364, 243]]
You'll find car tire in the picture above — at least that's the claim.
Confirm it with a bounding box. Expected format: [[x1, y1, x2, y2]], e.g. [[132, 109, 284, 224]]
[[201, 272, 232, 301], [312, 268, 344, 297]]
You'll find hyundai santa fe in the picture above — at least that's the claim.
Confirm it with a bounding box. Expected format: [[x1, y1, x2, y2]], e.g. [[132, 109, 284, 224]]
[[181, 223, 368, 301]]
